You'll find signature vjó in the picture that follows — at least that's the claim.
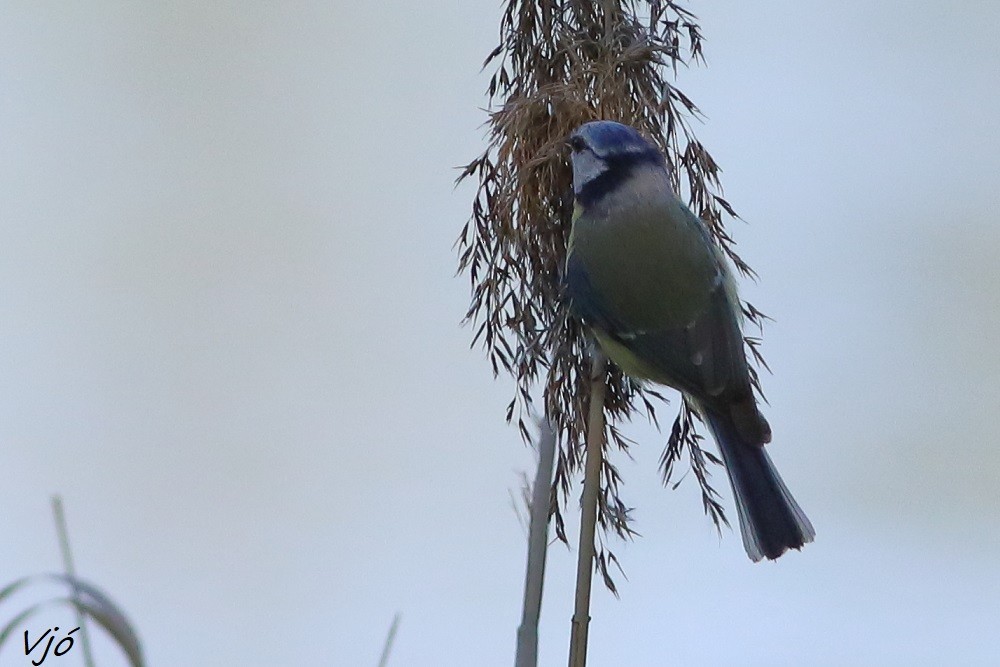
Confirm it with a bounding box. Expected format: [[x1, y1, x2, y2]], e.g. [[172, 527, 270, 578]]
[[23, 626, 79, 666]]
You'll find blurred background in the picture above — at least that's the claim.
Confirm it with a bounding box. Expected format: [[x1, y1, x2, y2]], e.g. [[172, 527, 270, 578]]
[[2, 1, 998, 665]]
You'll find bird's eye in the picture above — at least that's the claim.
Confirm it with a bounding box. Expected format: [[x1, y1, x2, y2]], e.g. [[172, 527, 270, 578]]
[[567, 136, 587, 153]]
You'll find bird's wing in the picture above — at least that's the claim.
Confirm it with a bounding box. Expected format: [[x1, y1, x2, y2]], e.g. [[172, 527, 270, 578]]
[[565, 201, 749, 402], [622, 279, 747, 399], [567, 253, 744, 400]]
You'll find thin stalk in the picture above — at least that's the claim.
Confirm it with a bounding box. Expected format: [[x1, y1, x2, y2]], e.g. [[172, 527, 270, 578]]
[[377, 613, 400, 667], [568, 352, 608, 667], [515, 419, 557, 667], [51, 496, 96, 667]]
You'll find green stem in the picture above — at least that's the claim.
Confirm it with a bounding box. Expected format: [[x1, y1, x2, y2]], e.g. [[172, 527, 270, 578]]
[[52, 496, 96, 667]]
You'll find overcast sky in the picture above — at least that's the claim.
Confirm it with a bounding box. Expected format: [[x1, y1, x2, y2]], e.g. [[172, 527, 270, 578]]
[[2, 2, 999, 665]]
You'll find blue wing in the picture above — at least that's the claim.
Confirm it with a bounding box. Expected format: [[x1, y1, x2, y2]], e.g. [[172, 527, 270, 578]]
[[565, 249, 746, 404]]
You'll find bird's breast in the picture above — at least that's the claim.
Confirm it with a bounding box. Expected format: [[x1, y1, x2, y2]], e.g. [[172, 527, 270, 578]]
[[570, 196, 720, 331]]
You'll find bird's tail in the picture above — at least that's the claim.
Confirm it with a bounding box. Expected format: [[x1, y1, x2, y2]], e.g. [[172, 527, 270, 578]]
[[703, 409, 815, 561]]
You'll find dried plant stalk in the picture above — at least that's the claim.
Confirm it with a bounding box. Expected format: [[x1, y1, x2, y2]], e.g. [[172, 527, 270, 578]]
[[458, 0, 767, 593], [568, 353, 606, 667], [515, 419, 557, 667]]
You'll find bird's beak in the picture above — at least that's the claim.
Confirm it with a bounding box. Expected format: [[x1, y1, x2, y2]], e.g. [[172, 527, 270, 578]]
[[564, 135, 583, 154]]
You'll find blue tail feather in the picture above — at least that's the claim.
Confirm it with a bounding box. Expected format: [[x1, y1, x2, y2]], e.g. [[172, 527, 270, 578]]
[[704, 410, 815, 561]]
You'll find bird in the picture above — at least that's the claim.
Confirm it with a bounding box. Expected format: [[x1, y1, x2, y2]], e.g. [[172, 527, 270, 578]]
[[564, 120, 814, 561]]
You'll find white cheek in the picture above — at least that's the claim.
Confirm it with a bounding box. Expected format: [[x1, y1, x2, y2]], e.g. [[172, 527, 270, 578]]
[[572, 150, 608, 192]]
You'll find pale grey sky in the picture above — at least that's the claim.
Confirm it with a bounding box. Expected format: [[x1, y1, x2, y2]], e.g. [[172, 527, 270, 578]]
[[2, 2, 999, 665]]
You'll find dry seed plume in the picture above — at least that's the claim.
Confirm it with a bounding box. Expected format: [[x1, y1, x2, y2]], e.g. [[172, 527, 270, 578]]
[[457, 1, 769, 586]]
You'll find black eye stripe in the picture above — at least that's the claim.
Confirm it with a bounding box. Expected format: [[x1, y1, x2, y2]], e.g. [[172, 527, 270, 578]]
[[575, 149, 663, 206], [567, 136, 588, 152]]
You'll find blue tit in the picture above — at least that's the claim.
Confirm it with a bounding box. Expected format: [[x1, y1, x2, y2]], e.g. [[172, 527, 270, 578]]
[[565, 120, 814, 561]]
